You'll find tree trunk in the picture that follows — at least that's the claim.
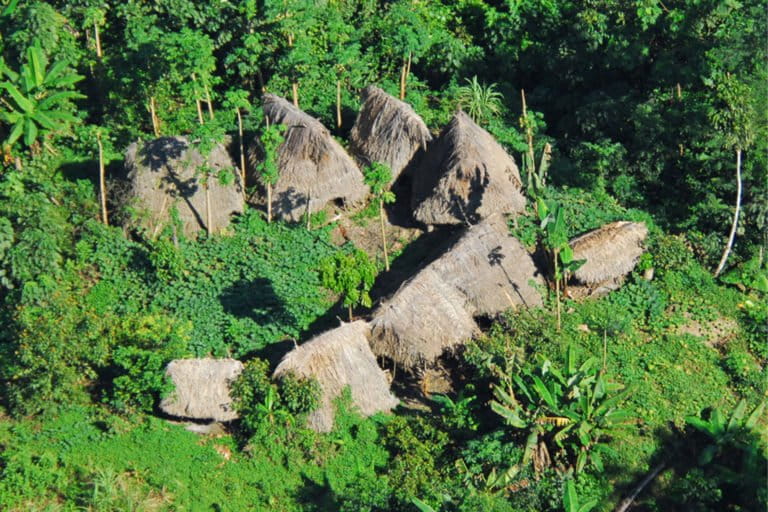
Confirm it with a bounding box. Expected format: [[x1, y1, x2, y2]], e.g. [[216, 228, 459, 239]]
[[614, 463, 666, 512], [149, 96, 160, 136], [267, 183, 272, 223], [380, 199, 389, 271], [399, 56, 407, 100], [336, 80, 342, 129], [715, 149, 742, 277], [205, 181, 212, 236], [97, 133, 108, 225], [237, 107, 246, 195], [94, 21, 103, 58], [292, 82, 299, 107], [348, 304, 353, 323]]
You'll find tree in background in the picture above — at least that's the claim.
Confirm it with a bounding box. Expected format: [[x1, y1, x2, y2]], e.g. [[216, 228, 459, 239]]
[[255, 122, 286, 223], [363, 162, 396, 271], [320, 246, 376, 322]]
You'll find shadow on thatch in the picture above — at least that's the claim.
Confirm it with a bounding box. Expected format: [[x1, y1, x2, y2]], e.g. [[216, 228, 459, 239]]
[[370, 216, 544, 371], [160, 358, 244, 422], [567, 221, 649, 296], [123, 136, 244, 236], [349, 85, 432, 182], [249, 94, 368, 222], [274, 320, 398, 432], [412, 110, 526, 227]]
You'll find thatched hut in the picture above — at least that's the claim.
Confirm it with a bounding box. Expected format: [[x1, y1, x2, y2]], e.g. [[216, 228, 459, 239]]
[[370, 216, 543, 369], [569, 221, 649, 285], [124, 136, 244, 236], [252, 94, 368, 221], [349, 86, 432, 180], [412, 111, 526, 226], [273, 321, 398, 432], [160, 358, 244, 422]]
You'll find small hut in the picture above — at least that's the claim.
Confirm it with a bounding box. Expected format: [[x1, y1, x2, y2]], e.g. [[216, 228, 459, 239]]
[[349, 86, 432, 181], [160, 358, 244, 422], [569, 221, 649, 286], [252, 94, 368, 221], [370, 216, 543, 370], [412, 111, 526, 226], [273, 321, 398, 432], [124, 136, 243, 235]]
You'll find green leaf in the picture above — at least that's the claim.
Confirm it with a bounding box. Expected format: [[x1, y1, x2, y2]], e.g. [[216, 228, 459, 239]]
[[24, 118, 38, 146], [532, 375, 557, 410], [698, 444, 718, 465], [27, 45, 45, 88], [727, 400, 747, 431], [1, 83, 34, 113], [745, 401, 765, 429], [411, 497, 437, 512], [563, 480, 578, 512], [6, 120, 24, 145], [38, 91, 85, 110]]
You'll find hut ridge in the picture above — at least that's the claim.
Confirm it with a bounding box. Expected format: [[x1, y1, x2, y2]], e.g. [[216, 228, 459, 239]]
[[412, 110, 526, 226], [349, 85, 432, 180], [273, 320, 398, 432]]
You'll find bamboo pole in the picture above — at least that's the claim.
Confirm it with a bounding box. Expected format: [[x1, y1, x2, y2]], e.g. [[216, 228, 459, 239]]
[[94, 21, 102, 58]]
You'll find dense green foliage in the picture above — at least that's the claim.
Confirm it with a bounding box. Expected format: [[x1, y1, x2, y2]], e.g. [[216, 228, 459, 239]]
[[0, 0, 765, 510]]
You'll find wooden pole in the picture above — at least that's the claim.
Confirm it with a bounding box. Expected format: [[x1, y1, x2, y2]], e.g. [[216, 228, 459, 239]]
[[97, 132, 108, 225], [336, 80, 342, 129], [204, 82, 215, 120], [149, 96, 160, 136], [380, 199, 389, 271], [94, 21, 103, 58], [192, 73, 204, 125], [236, 107, 246, 195]]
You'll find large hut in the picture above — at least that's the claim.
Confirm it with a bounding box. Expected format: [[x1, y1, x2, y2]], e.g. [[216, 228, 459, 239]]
[[124, 136, 243, 235], [349, 86, 432, 181], [160, 358, 244, 422], [273, 321, 398, 432], [411, 111, 526, 226], [251, 94, 368, 221], [568, 221, 649, 294], [370, 216, 543, 369]]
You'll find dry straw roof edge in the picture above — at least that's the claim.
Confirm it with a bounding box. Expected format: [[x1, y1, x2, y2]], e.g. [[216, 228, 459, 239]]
[[569, 221, 649, 284], [349, 85, 432, 180], [412, 110, 526, 226], [273, 320, 398, 432]]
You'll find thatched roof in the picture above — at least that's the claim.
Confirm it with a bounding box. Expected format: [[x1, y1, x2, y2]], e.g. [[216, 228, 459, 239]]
[[370, 267, 481, 369], [370, 216, 543, 369], [124, 136, 244, 236], [160, 358, 244, 422], [412, 110, 526, 226], [569, 221, 649, 284], [349, 86, 432, 180], [251, 94, 368, 221], [273, 320, 398, 432]]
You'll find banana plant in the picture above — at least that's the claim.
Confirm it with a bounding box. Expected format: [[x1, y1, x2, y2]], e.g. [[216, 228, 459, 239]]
[[490, 346, 631, 473], [537, 198, 586, 330], [563, 480, 597, 512], [0, 42, 84, 154]]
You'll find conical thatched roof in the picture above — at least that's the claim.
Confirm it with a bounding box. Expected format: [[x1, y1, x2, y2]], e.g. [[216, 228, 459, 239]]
[[370, 216, 543, 369], [124, 136, 243, 236], [412, 111, 526, 226], [160, 358, 244, 422], [569, 221, 649, 284], [273, 321, 398, 432], [349, 86, 432, 180], [252, 94, 368, 221]]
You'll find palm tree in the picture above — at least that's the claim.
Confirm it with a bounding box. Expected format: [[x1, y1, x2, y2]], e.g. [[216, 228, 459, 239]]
[[456, 76, 503, 124]]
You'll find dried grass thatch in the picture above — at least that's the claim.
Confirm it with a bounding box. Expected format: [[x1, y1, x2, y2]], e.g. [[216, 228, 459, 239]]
[[124, 136, 243, 236], [160, 358, 244, 422], [349, 86, 432, 180], [412, 111, 526, 226], [251, 94, 368, 221], [569, 221, 649, 284], [273, 321, 398, 432], [370, 216, 543, 369]]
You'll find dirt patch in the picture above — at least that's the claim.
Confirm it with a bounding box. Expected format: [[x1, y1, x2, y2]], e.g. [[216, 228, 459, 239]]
[[676, 313, 739, 347]]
